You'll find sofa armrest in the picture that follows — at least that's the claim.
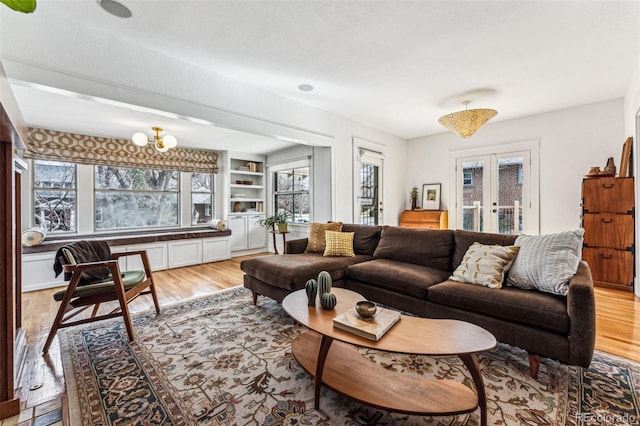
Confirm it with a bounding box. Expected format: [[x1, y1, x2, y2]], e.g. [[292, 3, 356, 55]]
[[286, 238, 308, 254], [566, 260, 596, 367]]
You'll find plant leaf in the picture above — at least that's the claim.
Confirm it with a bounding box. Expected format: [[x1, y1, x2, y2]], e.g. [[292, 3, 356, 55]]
[[0, 0, 37, 13]]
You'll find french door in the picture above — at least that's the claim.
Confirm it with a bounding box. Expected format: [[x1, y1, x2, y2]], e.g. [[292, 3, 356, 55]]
[[453, 147, 538, 235], [354, 148, 384, 225]]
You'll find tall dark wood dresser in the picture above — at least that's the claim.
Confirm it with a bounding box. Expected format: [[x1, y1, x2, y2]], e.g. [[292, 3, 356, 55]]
[[581, 177, 635, 292]]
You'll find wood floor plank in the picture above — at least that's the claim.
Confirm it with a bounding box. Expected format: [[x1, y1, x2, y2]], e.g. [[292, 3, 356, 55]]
[[14, 253, 640, 409]]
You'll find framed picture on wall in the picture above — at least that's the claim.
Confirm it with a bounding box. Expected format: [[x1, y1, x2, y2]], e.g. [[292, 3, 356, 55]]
[[422, 183, 441, 210]]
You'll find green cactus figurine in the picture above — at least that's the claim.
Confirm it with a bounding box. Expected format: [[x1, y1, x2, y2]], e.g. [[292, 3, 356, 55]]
[[321, 292, 337, 310], [305, 279, 318, 306], [318, 270, 332, 295]]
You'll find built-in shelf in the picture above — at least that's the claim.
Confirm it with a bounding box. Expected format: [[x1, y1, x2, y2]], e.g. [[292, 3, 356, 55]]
[[230, 184, 264, 189], [230, 170, 263, 177]]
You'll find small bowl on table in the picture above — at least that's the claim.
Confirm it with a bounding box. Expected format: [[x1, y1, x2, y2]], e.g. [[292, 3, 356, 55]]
[[355, 301, 377, 319]]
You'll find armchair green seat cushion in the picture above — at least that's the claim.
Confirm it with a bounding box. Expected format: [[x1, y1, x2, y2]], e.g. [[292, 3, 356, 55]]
[[53, 270, 146, 301]]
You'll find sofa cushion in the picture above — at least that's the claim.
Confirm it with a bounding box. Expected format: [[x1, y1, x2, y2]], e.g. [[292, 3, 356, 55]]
[[373, 226, 454, 271], [449, 243, 520, 288], [507, 229, 584, 296], [428, 280, 570, 334], [240, 253, 371, 291], [453, 230, 518, 270], [324, 231, 355, 257], [306, 222, 343, 253], [347, 258, 451, 299], [341, 223, 382, 256]]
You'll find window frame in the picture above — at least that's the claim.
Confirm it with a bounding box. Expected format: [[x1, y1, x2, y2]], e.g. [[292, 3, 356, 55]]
[[190, 171, 215, 226], [271, 165, 311, 224], [93, 165, 181, 232], [32, 159, 78, 234]]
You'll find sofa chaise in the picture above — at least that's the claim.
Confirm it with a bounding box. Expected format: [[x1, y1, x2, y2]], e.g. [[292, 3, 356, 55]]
[[241, 223, 595, 378]]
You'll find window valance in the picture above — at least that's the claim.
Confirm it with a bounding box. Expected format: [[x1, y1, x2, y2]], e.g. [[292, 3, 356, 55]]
[[24, 128, 218, 173]]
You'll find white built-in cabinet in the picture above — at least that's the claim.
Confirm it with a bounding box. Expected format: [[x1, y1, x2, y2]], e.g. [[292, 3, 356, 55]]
[[228, 214, 266, 251], [228, 156, 267, 253]]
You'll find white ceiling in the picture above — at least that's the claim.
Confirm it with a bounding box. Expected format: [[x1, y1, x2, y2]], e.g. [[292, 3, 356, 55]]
[[1, 0, 638, 152]]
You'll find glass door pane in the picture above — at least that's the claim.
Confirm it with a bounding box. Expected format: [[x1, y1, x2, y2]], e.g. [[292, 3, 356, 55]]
[[358, 163, 379, 225], [461, 160, 487, 231], [497, 156, 524, 234]]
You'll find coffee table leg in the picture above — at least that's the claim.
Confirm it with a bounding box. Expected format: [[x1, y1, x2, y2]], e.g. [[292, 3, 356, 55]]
[[459, 353, 487, 426], [314, 334, 334, 409]]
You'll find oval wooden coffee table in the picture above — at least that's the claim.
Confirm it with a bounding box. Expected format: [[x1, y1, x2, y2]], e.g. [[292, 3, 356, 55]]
[[282, 287, 496, 426]]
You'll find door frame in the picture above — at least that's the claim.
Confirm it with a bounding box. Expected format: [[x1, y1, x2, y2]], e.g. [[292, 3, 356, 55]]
[[448, 140, 540, 235], [352, 138, 385, 225]]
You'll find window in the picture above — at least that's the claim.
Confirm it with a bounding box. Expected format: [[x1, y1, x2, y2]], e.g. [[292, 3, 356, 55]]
[[191, 172, 214, 225], [33, 160, 77, 233], [273, 167, 310, 223], [94, 166, 179, 230], [463, 171, 474, 186]]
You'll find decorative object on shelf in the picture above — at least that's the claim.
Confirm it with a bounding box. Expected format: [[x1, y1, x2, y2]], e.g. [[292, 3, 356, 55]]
[[603, 157, 616, 176], [242, 180, 253, 185], [209, 219, 227, 231], [619, 137, 633, 178], [320, 292, 337, 310], [21, 227, 46, 247], [586, 166, 601, 177], [305, 279, 318, 307], [318, 270, 332, 295], [233, 202, 242, 212], [410, 187, 418, 210], [422, 183, 441, 210], [256, 211, 292, 232], [132, 127, 177, 153], [355, 301, 377, 318], [438, 101, 497, 138], [246, 162, 258, 172], [235, 180, 243, 184]]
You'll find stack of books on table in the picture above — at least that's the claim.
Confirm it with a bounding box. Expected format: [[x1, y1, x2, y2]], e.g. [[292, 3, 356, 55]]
[[333, 307, 401, 341]]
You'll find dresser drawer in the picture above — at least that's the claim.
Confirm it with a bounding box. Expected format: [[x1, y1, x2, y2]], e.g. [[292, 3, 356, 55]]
[[582, 247, 633, 287], [582, 177, 634, 213], [582, 213, 634, 249]]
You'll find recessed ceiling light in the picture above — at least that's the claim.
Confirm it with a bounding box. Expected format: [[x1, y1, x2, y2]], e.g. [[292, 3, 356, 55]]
[[297, 84, 314, 92], [98, 0, 132, 18]]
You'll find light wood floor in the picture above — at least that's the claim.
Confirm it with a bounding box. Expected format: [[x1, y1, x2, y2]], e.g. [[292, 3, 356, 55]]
[[15, 253, 640, 410]]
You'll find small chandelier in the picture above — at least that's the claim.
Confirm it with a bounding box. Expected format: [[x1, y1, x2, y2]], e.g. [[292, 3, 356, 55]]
[[132, 127, 177, 152], [438, 101, 497, 138]]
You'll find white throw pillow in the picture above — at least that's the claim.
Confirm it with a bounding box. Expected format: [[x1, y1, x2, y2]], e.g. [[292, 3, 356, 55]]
[[506, 229, 584, 296], [449, 243, 520, 289]]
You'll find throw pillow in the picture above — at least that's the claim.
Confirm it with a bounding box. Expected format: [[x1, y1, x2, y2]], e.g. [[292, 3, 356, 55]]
[[323, 231, 356, 257], [506, 229, 584, 296], [449, 243, 520, 288], [306, 222, 343, 253]]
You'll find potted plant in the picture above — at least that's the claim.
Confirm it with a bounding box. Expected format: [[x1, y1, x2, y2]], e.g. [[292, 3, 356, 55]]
[[257, 211, 292, 233], [410, 187, 419, 210]]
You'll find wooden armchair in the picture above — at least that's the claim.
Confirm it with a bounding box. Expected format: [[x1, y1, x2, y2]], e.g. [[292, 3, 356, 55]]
[[43, 244, 160, 354]]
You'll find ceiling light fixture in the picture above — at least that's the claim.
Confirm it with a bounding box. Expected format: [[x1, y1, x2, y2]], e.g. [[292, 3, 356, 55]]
[[98, 0, 132, 18], [132, 127, 177, 153], [438, 101, 497, 138]]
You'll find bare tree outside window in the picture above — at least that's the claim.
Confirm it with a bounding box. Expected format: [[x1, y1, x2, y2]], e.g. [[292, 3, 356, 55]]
[[94, 165, 179, 230], [33, 160, 77, 233], [273, 167, 310, 223]]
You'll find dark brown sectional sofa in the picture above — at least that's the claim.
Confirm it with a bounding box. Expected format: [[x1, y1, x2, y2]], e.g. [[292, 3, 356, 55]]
[[241, 223, 595, 378]]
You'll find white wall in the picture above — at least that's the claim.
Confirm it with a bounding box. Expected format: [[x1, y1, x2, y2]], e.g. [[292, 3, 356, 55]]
[[406, 98, 626, 234]]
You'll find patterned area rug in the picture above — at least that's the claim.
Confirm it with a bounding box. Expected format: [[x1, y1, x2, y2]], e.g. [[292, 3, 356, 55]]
[[59, 287, 640, 425]]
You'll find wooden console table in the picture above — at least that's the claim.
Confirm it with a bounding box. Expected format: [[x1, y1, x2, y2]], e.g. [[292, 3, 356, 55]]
[[399, 210, 448, 229]]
